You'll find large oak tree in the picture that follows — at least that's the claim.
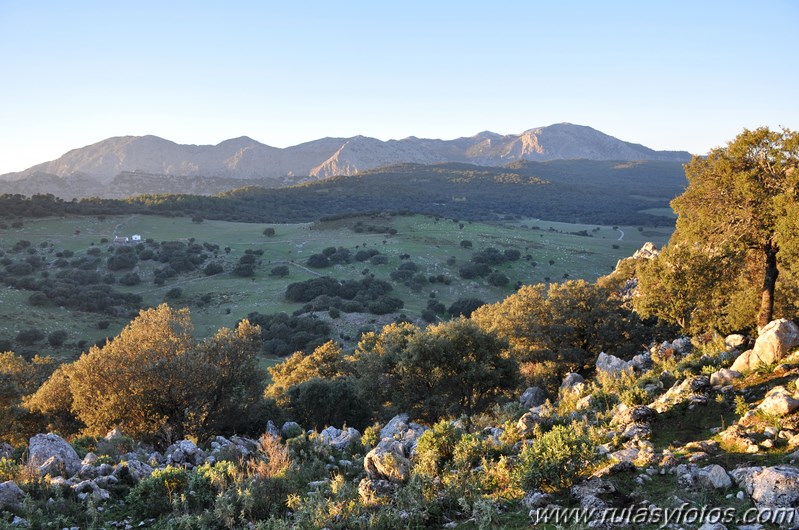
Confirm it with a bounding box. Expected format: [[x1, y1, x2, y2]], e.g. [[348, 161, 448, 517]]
[[636, 127, 799, 333]]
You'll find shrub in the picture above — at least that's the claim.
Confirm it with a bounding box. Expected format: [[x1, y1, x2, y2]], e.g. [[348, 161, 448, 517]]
[[166, 287, 183, 299], [487, 271, 510, 287], [263, 227, 276, 237], [47, 330, 68, 347], [448, 298, 485, 317], [270, 265, 289, 277], [204, 262, 224, 276], [127, 465, 192, 517], [515, 423, 600, 492], [119, 272, 141, 286], [15, 328, 44, 345]]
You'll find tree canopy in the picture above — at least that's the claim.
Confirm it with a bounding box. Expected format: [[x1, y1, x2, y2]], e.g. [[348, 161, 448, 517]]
[[25, 304, 267, 445], [637, 127, 799, 332]]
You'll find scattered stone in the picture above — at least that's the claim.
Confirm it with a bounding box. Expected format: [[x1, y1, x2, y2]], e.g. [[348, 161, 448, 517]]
[[725, 334, 748, 350], [320, 426, 361, 451], [700, 464, 732, 489], [363, 440, 410, 483], [731, 319, 799, 372], [104, 427, 124, 441], [519, 386, 546, 408], [560, 372, 585, 394], [710, 368, 742, 387], [757, 386, 799, 417], [0, 480, 25, 510], [281, 421, 303, 438], [28, 433, 81, 477], [596, 352, 632, 376]]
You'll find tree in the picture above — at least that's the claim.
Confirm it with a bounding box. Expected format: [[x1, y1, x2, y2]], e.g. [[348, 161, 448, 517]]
[[25, 304, 267, 444], [0, 351, 58, 444], [471, 280, 653, 389], [265, 340, 348, 404], [664, 127, 799, 329], [351, 320, 517, 424]]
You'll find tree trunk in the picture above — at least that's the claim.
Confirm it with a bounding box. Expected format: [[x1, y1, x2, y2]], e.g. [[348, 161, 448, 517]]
[[757, 241, 779, 330]]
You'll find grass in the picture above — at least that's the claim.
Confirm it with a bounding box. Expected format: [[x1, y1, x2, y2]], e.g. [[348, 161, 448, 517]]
[[0, 213, 673, 362]]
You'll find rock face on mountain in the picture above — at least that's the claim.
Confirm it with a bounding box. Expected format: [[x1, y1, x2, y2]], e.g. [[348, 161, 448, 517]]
[[2, 124, 691, 187]]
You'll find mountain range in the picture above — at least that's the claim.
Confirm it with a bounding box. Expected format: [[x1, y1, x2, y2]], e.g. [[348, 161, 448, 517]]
[[0, 123, 692, 199]]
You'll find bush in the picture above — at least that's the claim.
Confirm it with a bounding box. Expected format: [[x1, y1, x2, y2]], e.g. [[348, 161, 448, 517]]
[[47, 330, 68, 347], [234, 263, 255, 277], [270, 265, 289, 277], [15, 328, 44, 345], [487, 271, 510, 287], [204, 262, 224, 276], [448, 298, 485, 317], [515, 423, 600, 492], [166, 287, 183, 299], [286, 377, 371, 430], [306, 253, 330, 268], [119, 272, 141, 286], [263, 227, 276, 237], [127, 465, 193, 517]]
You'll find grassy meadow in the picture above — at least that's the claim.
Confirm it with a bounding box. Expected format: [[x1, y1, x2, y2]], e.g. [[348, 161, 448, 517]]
[[0, 213, 672, 364]]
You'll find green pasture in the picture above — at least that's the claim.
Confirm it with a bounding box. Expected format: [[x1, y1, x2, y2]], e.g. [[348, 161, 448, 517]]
[[0, 214, 673, 361]]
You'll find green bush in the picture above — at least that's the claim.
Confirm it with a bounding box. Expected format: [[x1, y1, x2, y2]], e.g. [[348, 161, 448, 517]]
[[127, 465, 194, 517], [515, 423, 600, 492], [414, 420, 462, 476]]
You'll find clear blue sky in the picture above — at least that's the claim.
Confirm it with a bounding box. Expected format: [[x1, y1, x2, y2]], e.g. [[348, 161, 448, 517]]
[[1, 0, 797, 174]]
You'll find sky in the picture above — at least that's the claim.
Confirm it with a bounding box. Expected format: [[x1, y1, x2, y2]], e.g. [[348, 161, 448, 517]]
[[0, 0, 797, 174]]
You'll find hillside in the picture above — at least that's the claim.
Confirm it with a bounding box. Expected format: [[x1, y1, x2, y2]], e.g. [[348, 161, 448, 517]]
[[0, 124, 692, 198]]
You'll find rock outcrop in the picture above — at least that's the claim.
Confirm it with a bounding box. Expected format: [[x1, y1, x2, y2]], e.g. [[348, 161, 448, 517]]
[[731, 319, 799, 372], [28, 433, 81, 477]]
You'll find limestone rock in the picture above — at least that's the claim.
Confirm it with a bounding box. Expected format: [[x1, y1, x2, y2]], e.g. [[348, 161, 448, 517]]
[[113, 459, 154, 483], [0, 480, 25, 510], [379, 414, 427, 455], [320, 426, 361, 451], [757, 387, 799, 417], [28, 433, 81, 477], [725, 334, 748, 350], [733, 465, 799, 526], [363, 440, 410, 483], [699, 464, 732, 489], [358, 478, 398, 503], [710, 368, 742, 387], [560, 372, 585, 394], [732, 319, 799, 372], [596, 352, 631, 376], [517, 411, 542, 436], [281, 421, 303, 438], [519, 386, 546, 408], [104, 427, 124, 440]]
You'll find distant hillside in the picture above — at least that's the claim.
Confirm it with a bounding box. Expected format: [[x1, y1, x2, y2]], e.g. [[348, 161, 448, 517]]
[[0, 160, 687, 227], [0, 124, 691, 198]]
